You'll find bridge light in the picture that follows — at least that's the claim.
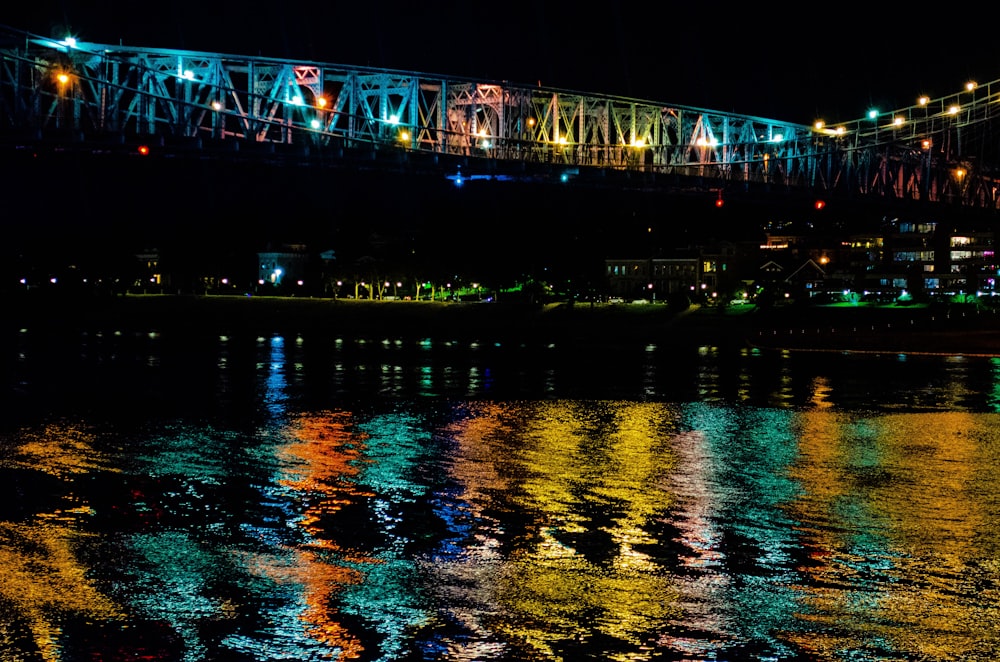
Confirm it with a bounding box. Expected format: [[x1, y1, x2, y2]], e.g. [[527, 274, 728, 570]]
[[316, 96, 328, 108], [211, 100, 222, 111], [867, 109, 879, 120], [388, 114, 400, 125], [399, 130, 410, 142], [56, 72, 70, 86], [137, 145, 150, 155], [918, 95, 930, 105], [310, 119, 321, 129], [814, 199, 826, 210], [813, 120, 825, 131], [58, 37, 77, 49], [893, 116, 904, 127], [966, 81, 978, 92], [948, 105, 960, 114]]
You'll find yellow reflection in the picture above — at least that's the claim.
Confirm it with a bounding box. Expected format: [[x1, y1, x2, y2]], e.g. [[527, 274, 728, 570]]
[[8, 423, 116, 477], [444, 401, 682, 659], [0, 422, 121, 660], [787, 411, 1000, 658], [0, 521, 122, 660]]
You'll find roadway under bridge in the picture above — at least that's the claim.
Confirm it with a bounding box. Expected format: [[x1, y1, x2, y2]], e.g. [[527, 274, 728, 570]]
[[2, 24, 1000, 213]]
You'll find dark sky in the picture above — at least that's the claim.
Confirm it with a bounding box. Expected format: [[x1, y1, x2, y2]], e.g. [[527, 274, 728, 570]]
[[5, 2, 999, 126]]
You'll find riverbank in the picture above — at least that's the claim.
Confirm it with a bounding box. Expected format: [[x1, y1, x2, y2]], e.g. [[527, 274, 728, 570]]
[[6, 293, 704, 343], [7, 293, 1000, 355]]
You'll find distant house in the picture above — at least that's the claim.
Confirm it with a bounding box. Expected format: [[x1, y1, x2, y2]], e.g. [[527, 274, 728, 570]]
[[605, 256, 699, 301], [257, 244, 309, 289]]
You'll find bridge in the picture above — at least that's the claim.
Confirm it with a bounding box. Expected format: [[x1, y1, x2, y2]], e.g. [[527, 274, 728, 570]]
[[3, 24, 1000, 212]]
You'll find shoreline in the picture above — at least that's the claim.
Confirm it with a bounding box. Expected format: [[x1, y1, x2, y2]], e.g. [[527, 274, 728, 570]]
[[6, 293, 1000, 356]]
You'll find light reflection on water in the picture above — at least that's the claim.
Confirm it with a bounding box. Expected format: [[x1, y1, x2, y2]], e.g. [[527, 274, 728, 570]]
[[3, 328, 1000, 660]]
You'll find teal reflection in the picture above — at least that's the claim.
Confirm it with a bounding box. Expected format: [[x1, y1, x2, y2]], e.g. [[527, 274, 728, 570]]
[[129, 531, 228, 662], [338, 411, 437, 659], [990, 358, 1000, 412], [681, 403, 804, 655]]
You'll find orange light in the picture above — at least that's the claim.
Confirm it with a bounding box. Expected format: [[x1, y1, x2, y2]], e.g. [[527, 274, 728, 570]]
[[715, 197, 724, 208], [137, 145, 150, 155], [814, 199, 826, 210]]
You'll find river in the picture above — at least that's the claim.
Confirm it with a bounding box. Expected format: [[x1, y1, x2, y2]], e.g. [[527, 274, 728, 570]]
[[2, 322, 999, 661]]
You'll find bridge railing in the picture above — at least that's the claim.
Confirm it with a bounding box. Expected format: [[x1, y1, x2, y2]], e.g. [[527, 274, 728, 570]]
[[1, 24, 998, 208]]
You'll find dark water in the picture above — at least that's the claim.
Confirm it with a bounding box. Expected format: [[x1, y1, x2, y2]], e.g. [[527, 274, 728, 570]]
[[4, 324, 1000, 661]]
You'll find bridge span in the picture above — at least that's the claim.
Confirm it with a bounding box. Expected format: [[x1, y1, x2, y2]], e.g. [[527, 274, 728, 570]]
[[2, 24, 1000, 211]]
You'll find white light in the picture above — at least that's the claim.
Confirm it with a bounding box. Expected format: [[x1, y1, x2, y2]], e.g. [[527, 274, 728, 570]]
[[183, 70, 195, 80], [310, 119, 320, 129], [388, 114, 400, 125], [290, 95, 303, 105], [59, 37, 77, 49]]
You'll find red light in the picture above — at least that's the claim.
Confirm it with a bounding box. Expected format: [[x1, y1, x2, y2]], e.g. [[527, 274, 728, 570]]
[[138, 145, 150, 155], [715, 197, 724, 208], [814, 199, 825, 210]]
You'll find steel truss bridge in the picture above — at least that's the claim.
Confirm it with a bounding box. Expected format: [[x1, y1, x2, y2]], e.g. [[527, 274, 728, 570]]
[[3, 23, 1000, 210]]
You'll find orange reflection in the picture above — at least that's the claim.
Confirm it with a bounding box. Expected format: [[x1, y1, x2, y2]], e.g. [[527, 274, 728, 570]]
[[252, 410, 376, 658]]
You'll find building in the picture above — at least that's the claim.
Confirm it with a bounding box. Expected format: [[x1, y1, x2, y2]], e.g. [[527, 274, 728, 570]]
[[257, 244, 310, 291]]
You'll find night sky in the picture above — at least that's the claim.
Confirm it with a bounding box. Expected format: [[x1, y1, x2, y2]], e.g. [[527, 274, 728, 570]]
[[4, 3, 999, 126]]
